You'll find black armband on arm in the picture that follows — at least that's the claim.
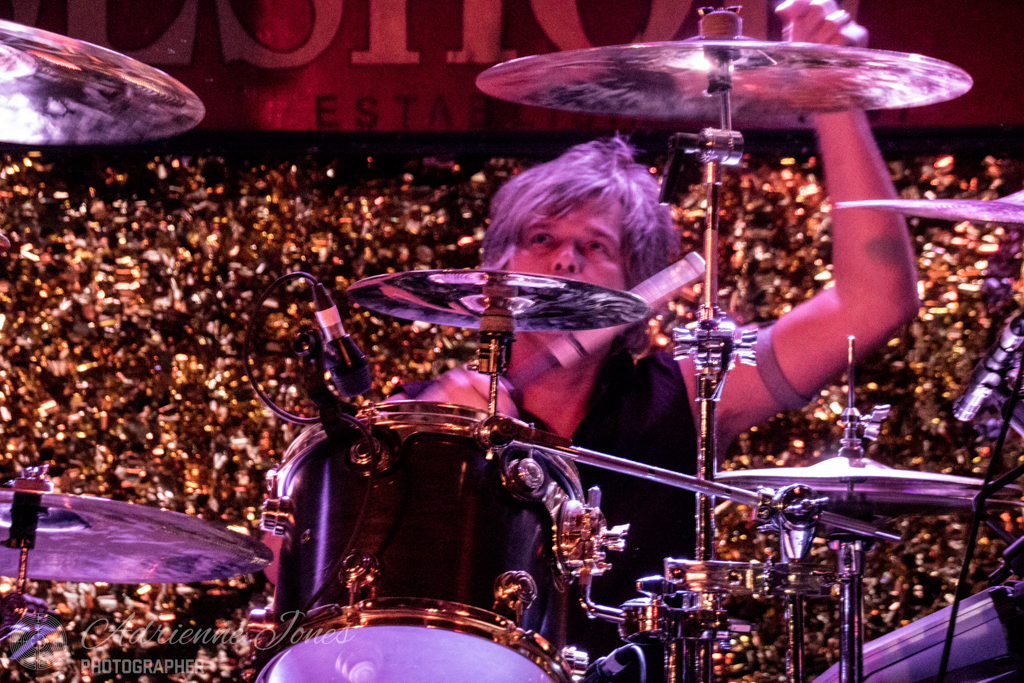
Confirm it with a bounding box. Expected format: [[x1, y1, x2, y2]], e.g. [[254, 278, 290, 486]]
[[754, 325, 814, 410]]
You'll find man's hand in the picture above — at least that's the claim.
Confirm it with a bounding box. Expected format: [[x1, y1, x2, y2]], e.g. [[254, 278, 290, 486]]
[[776, 0, 868, 47]]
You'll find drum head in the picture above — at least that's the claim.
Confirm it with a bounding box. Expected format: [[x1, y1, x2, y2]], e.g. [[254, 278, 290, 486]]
[[257, 625, 556, 683]]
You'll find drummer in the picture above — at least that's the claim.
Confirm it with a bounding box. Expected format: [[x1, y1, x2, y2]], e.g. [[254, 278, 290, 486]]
[[404, 0, 918, 519], [397, 0, 920, 662]]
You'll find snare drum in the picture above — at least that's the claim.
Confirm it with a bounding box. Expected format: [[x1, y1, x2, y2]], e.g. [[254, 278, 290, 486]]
[[252, 402, 585, 683]]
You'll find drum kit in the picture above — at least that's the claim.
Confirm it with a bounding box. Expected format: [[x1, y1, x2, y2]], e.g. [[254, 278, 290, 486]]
[[0, 5, 1018, 683]]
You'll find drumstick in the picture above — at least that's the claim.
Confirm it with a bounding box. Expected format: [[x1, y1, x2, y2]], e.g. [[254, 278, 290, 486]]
[[505, 251, 706, 391]]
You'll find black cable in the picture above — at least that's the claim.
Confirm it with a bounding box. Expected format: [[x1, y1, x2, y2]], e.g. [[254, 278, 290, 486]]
[[301, 431, 382, 613], [582, 643, 647, 683], [243, 271, 320, 425], [936, 343, 1024, 683]]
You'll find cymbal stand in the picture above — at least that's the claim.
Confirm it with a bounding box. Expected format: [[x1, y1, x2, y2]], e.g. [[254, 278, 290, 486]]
[[666, 8, 753, 682], [761, 484, 829, 683], [0, 466, 59, 658], [829, 338, 890, 683], [475, 277, 517, 417]]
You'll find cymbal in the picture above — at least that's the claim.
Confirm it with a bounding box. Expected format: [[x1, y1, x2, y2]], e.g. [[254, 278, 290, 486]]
[[836, 196, 1024, 225], [717, 456, 1022, 516], [346, 270, 650, 331], [476, 41, 971, 124], [0, 19, 204, 144], [0, 491, 271, 582]]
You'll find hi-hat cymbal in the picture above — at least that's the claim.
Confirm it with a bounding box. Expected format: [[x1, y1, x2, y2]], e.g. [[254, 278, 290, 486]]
[[836, 196, 1024, 225], [717, 456, 1021, 516], [0, 19, 204, 144], [476, 41, 971, 124], [346, 270, 650, 331], [0, 491, 271, 582]]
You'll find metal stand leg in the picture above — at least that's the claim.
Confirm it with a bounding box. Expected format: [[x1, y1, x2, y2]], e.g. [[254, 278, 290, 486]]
[[833, 538, 866, 683], [786, 595, 805, 683]]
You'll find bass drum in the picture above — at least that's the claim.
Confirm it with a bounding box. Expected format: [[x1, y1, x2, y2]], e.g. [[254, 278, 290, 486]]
[[254, 401, 583, 683]]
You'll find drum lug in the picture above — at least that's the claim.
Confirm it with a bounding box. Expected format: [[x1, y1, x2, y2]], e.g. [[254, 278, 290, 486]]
[[341, 551, 380, 606], [245, 607, 277, 645], [493, 570, 538, 622], [259, 496, 293, 536], [555, 486, 630, 578], [560, 645, 590, 681]]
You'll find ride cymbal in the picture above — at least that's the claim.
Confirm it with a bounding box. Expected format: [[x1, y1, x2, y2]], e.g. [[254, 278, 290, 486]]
[[476, 41, 971, 125]]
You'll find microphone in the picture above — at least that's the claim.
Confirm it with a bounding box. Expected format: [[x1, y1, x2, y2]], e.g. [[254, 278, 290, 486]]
[[312, 282, 372, 398], [953, 310, 1024, 422]]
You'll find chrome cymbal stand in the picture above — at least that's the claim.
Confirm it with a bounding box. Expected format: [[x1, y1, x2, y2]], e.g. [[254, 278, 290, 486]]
[[829, 338, 890, 683], [0, 466, 60, 660], [664, 8, 754, 683], [475, 276, 518, 417], [761, 484, 830, 683]]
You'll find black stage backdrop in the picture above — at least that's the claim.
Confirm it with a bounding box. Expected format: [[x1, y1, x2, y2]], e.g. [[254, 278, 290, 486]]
[[0, 130, 1020, 681]]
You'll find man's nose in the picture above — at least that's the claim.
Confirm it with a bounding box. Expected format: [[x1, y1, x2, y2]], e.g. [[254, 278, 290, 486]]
[[552, 241, 583, 274]]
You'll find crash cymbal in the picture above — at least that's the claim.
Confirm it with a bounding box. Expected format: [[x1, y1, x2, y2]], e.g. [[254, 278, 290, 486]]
[[717, 456, 1022, 515], [476, 41, 971, 124], [0, 491, 271, 582], [836, 193, 1024, 225], [346, 269, 650, 331], [0, 19, 204, 144]]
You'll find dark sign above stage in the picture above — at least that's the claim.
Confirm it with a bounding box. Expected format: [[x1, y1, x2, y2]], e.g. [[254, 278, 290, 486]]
[[10, 0, 1023, 133]]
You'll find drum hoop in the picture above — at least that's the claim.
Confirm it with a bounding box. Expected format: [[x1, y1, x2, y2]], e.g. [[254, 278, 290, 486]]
[[259, 597, 572, 683], [275, 401, 582, 499], [275, 401, 492, 491]]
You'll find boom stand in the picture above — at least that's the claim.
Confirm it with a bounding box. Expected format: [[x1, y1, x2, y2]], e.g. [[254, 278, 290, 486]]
[[664, 8, 753, 683]]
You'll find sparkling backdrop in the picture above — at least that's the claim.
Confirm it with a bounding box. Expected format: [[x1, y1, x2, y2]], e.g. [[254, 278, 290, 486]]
[[0, 145, 1019, 681]]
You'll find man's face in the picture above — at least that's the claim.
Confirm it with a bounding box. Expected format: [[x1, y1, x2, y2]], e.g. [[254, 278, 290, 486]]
[[505, 200, 627, 291]]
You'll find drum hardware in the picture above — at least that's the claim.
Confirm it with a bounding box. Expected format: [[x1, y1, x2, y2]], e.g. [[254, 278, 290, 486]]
[[556, 487, 630, 579], [503, 437, 901, 542], [761, 481, 829, 683], [259, 468, 293, 536], [341, 551, 380, 606], [245, 607, 279, 650], [561, 645, 591, 680], [0, 466, 59, 660], [494, 570, 539, 622]]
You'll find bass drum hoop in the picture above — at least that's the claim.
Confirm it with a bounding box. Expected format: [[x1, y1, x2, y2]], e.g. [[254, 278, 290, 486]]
[[255, 597, 573, 683]]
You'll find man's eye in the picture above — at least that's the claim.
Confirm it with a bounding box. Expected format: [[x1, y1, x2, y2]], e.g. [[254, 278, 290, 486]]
[[529, 233, 550, 245]]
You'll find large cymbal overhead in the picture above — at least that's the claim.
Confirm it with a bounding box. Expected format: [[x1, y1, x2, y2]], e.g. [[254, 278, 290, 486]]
[[0, 19, 204, 144], [717, 456, 1022, 516], [836, 196, 1024, 225], [346, 269, 650, 331], [0, 491, 271, 583], [475, 41, 972, 124]]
